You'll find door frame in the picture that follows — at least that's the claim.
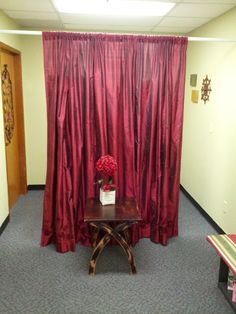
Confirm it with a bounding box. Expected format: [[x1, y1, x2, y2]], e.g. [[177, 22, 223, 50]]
[[0, 41, 27, 198]]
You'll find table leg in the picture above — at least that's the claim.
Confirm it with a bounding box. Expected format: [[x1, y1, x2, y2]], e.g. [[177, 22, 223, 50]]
[[89, 233, 112, 275], [89, 222, 137, 275], [218, 258, 229, 283], [91, 225, 99, 248], [123, 226, 131, 246]]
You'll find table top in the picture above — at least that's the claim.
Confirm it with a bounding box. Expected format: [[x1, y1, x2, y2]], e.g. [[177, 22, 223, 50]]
[[207, 234, 236, 275], [84, 198, 142, 222]]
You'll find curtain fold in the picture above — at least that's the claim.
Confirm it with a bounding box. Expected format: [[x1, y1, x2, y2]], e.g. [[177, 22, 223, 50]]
[[41, 32, 187, 253]]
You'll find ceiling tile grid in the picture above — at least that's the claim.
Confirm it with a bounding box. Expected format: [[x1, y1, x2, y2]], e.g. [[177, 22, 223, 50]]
[[5, 10, 59, 20], [168, 3, 235, 18], [0, 0, 235, 33], [0, 0, 55, 12]]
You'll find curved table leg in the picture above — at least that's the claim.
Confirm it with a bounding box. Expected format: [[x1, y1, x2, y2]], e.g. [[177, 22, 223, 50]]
[[89, 222, 128, 275], [91, 225, 100, 248], [88, 222, 138, 275], [99, 223, 137, 274], [123, 228, 131, 246], [89, 233, 111, 275]]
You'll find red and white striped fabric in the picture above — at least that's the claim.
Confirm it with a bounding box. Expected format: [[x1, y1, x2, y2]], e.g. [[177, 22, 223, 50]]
[[207, 234, 236, 275]]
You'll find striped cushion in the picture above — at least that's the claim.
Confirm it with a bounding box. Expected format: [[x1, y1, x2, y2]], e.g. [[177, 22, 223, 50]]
[[207, 234, 236, 275]]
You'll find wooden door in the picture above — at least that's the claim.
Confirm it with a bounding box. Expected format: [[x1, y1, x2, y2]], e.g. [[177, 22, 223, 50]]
[[0, 43, 27, 210]]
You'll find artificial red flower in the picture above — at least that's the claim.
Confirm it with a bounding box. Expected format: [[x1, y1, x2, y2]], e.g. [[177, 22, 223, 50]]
[[96, 155, 117, 177], [96, 155, 117, 191], [103, 184, 111, 192]]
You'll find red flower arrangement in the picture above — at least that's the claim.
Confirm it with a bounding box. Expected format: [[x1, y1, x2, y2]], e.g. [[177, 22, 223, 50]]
[[96, 155, 117, 192]]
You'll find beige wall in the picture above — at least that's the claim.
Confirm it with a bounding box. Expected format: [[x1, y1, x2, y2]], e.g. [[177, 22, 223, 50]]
[[0, 12, 47, 227], [181, 7, 236, 233], [0, 11, 22, 226], [21, 36, 47, 184]]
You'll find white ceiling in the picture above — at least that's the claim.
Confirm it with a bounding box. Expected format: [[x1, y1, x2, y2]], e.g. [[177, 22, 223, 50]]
[[0, 0, 236, 34]]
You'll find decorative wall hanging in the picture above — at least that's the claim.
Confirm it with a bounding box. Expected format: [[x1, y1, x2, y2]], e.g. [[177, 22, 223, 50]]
[[190, 74, 197, 87], [201, 75, 212, 104], [1, 64, 14, 146], [191, 90, 199, 103]]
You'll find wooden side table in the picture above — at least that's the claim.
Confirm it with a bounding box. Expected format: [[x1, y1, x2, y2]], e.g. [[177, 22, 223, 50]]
[[84, 198, 142, 275]]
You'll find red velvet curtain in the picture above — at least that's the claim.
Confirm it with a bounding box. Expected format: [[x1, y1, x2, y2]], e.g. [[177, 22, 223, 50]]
[[41, 32, 187, 253]]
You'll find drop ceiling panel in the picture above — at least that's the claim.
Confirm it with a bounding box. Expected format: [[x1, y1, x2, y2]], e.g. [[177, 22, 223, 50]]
[[182, 0, 236, 3], [159, 16, 211, 28], [151, 26, 194, 33], [5, 10, 59, 20], [15, 19, 63, 29], [169, 3, 235, 18], [0, 0, 236, 34], [124, 0, 181, 2], [60, 13, 162, 27], [63, 23, 151, 32], [0, 0, 55, 12]]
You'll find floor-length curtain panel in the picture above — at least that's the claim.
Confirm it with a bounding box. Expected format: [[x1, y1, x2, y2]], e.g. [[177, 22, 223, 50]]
[[41, 32, 187, 253]]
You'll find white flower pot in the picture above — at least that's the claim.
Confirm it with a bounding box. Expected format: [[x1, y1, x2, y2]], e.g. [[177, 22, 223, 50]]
[[100, 188, 116, 205]]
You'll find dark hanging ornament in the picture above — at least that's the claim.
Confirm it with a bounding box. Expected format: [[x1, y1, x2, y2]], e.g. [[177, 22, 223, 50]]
[[1, 64, 15, 145]]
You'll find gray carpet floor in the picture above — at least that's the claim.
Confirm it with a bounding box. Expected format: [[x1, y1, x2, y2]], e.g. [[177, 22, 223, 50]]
[[0, 191, 234, 314]]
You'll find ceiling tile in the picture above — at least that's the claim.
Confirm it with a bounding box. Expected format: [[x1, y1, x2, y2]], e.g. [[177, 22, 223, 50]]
[[151, 25, 194, 34], [169, 3, 235, 18], [182, 0, 236, 3], [15, 19, 63, 29], [60, 13, 162, 27], [124, 0, 180, 2], [5, 10, 59, 20], [159, 16, 211, 28], [0, 0, 235, 34], [0, 0, 55, 12], [63, 23, 151, 32]]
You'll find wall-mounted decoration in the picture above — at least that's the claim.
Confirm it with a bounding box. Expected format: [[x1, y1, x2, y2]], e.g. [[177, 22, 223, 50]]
[[1, 64, 14, 146], [191, 90, 199, 103], [190, 74, 197, 87], [201, 75, 212, 104]]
